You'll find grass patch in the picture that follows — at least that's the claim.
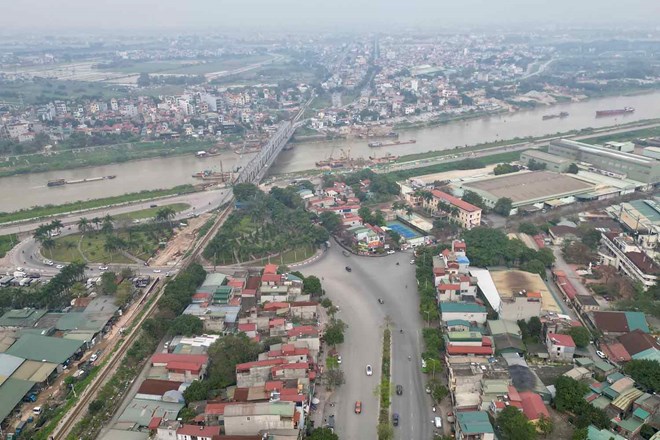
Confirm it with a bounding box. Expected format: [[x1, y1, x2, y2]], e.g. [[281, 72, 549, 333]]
[[99, 54, 274, 75], [0, 234, 18, 258], [378, 326, 393, 440], [0, 78, 130, 105], [385, 151, 521, 180], [114, 203, 190, 221], [0, 185, 196, 223], [253, 245, 317, 266], [581, 125, 660, 145], [326, 356, 339, 369]]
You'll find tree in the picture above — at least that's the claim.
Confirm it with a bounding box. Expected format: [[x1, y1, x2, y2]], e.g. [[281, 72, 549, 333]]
[[324, 319, 347, 346], [527, 316, 542, 339], [101, 215, 114, 234], [567, 163, 579, 174], [431, 383, 449, 401], [302, 275, 323, 296], [494, 163, 521, 175], [537, 414, 554, 437], [623, 359, 660, 393], [358, 206, 373, 225], [389, 230, 401, 246], [325, 368, 345, 389], [88, 400, 104, 413], [309, 428, 339, 440], [114, 281, 133, 308], [183, 379, 210, 403], [522, 259, 546, 278], [170, 315, 204, 336], [518, 222, 539, 235], [207, 334, 262, 388], [155, 207, 176, 227], [77, 217, 89, 234], [494, 197, 513, 216], [580, 228, 601, 250], [497, 406, 538, 440], [527, 159, 547, 171], [137, 72, 151, 87], [100, 271, 117, 295], [536, 248, 556, 267], [233, 183, 259, 202], [568, 326, 591, 348], [462, 191, 488, 211], [319, 211, 342, 234], [377, 422, 394, 440]]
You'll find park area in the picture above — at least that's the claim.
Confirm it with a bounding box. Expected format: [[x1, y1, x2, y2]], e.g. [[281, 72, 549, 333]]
[[97, 54, 274, 75]]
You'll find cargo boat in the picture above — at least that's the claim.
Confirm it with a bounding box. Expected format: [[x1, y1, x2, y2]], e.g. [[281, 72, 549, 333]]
[[542, 112, 569, 120], [47, 175, 116, 187], [368, 139, 416, 148], [315, 160, 345, 168], [47, 179, 66, 187], [596, 107, 634, 117], [191, 170, 233, 182]]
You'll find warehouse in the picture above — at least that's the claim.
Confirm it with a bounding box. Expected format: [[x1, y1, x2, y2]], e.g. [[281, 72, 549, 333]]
[[520, 150, 571, 172], [457, 171, 594, 209]]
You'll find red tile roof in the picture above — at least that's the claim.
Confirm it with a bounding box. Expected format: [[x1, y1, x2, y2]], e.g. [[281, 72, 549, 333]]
[[137, 379, 182, 396], [280, 394, 306, 402], [205, 402, 244, 415], [238, 323, 256, 332], [269, 318, 286, 327], [431, 189, 481, 213], [245, 276, 261, 290], [261, 273, 282, 283], [236, 358, 286, 371], [287, 326, 318, 338], [602, 342, 631, 362], [555, 274, 577, 300], [264, 264, 278, 274], [593, 312, 630, 333], [446, 345, 494, 355], [548, 333, 575, 348], [263, 302, 289, 311], [519, 391, 549, 420], [148, 417, 161, 429], [177, 424, 221, 437], [265, 381, 284, 391], [168, 361, 203, 373], [438, 283, 460, 291], [618, 329, 660, 356], [272, 362, 309, 372]]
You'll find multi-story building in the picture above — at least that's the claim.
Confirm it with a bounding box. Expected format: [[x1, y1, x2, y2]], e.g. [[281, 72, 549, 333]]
[[548, 139, 660, 184], [600, 232, 659, 290], [546, 333, 576, 361], [423, 190, 482, 230]]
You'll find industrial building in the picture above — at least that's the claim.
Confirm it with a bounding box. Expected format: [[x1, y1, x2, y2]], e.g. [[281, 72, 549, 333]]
[[548, 139, 660, 184], [520, 150, 571, 172], [456, 171, 594, 209]]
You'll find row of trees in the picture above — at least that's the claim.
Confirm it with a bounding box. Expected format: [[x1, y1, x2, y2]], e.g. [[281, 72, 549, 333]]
[[463, 227, 555, 277]]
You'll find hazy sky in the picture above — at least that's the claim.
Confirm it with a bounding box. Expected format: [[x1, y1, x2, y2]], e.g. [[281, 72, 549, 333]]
[[2, 0, 659, 32]]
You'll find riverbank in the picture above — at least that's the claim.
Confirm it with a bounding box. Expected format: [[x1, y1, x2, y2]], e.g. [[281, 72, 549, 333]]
[[0, 185, 197, 224], [0, 138, 215, 178], [393, 108, 508, 130]]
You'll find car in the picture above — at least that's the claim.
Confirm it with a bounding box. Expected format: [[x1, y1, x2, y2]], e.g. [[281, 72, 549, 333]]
[[33, 407, 43, 415], [55, 264, 64, 269], [392, 413, 400, 426], [396, 384, 403, 395], [345, 266, 352, 272], [98, 265, 108, 271], [366, 365, 373, 376], [354, 401, 362, 414], [596, 350, 607, 359], [425, 385, 431, 394], [409, 259, 416, 265], [153, 269, 162, 273], [434, 416, 442, 429], [386, 250, 395, 255], [378, 298, 384, 304], [337, 355, 342, 364], [165, 271, 173, 277], [150, 204, 158, 208], [90, 353, 98, 363], [43, 259, 54, 266], [342, 250, 350, 257]]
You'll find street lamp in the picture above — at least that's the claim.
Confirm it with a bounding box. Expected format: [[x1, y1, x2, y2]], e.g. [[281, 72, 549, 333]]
[[424, 310, 431, 327]]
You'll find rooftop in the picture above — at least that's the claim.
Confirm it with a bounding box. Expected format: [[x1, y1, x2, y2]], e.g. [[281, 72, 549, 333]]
[[0, 377, 35, 423], [462, 171, 593, 205], [440, 302, 487, 314], [431, 189, 481, 213], [456, 411, 494, 434], [5, 333, 84, 364], [521, 149, 571, 165]]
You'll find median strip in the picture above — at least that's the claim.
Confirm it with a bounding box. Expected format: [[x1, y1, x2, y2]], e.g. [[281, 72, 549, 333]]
[[377, 325, 393, 440]]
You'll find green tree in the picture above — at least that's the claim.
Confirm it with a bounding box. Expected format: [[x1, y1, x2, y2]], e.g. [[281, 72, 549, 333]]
[[319, 211, 342, 234], [497, 406, 538, 440], [302, 275, 323, 296], [567, 163, 579, 174], [623, 359, 660, 393], [170, 315, 204, 336], [462, 190, 488, 211], [536, 247, 556, 267], [358, 206, 374, 224], [309, 428, 339, 440], [233, 183, 259, 201], [155, 206, 176, 227], [568, 326, 591, 348], [431, 383, 449, 401], [114, 280, 133, 308], [207, 334, 262, 388], [325, 368, 345, 390], [518, 222, 539, 235], [537, 414, 554, 437], [494, 197, 513, 216], [100, 271, 117, 295], [580, 228, 601, 250], [88, 400, 104, 413], [324, 319, 347, 346], [527, 316, 542, 339], [183, 379, 210, 403], [77, 217, 90, 234], [377, 422, 394, 440], [494, 163, 521, 175]]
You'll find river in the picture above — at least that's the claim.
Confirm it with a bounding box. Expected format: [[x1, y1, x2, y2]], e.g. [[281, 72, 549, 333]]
[[1, 92, 659, 212], [271, 91, 660, 174], [0, 152, 251, 212]]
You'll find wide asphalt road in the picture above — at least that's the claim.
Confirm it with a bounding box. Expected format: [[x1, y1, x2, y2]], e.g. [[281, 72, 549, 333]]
[[304, 245, 434, 440]]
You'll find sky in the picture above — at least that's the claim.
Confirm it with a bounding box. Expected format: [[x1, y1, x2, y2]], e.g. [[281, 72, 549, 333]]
[[2, 0, 659, 32]]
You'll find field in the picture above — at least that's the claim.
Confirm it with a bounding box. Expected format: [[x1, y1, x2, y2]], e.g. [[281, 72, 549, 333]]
[[253, 244, 317, 266], [210, 60, 320, 86], [49, 226, 174, 264], [114, 203, 190, 221], [582, 125, 660, 145], [0, 79, 130, 105], [386, 151, 522, 180], [0, 185, 196, 223], [97, 54, 274, 75], [0, 234, 18, 258]]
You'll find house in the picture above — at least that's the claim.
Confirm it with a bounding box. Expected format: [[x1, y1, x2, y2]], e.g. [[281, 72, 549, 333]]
[[150, 353, 209, 382], [600, 232, 659, 290], [445, 333, 495, 357], [455, 411, 495, 440], [176, 424, 220, 440], [223, 401, 299, 435], [591, 311, 649, 336], [618, 329, 660, 361], [488, 320, 525, 356], [136, 379, 183, 401], [519, 391, 550, 424], [423, 190, 482, 230], [546, 333, 575, 361], [236, 359, 286, 388], [440, 302, 487, 325], [576, 295, 600, 313], [548, 225, 579, 245]]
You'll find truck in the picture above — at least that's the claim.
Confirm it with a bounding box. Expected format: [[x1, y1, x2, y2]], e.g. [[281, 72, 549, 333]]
[[0, 276, 13, 287]]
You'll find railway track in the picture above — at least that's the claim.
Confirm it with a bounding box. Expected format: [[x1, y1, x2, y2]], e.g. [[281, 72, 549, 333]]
[[51, 203, 233, 439]]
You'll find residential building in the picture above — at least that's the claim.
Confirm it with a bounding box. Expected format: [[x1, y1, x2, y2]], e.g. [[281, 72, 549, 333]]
[[150, 353, 208, 382], [600, 232, 658, 290], [546, 333, 575, 361], [548, 225, 579, 245], [176, 424, 220, 440], [422, 190, 482, 229], [455, 411, 495, 440], [223, 401, 299, 436], [575, 295, 600, 313], [440, 302, 487, 325], [591, 311, 649, 336]]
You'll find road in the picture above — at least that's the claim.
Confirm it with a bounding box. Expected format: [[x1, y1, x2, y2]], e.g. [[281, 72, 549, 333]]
[[304, 245, 434, 440]]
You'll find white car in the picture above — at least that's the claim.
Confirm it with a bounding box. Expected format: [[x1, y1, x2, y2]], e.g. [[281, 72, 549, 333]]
[[153, 269, 162, 273], [409, 259, 415, 265], [33, 406, 43, 415], [366, 365, 373, 376], [386, 250, 395, 255], [337, 355, 342, 364], [98, 265, 108, 271], [596, 350, 607, 359], [43, 259, 54, 266], [55, 264, 64, 269]]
